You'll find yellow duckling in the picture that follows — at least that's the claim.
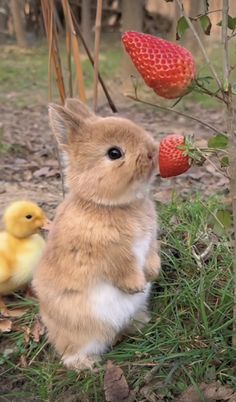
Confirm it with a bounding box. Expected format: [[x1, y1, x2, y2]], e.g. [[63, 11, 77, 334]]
[[0, 201, 47, 295]]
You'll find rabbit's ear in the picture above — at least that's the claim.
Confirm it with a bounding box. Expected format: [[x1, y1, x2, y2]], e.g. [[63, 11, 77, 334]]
[[48, 103, 86, 147], [64, 98, 95, 120]]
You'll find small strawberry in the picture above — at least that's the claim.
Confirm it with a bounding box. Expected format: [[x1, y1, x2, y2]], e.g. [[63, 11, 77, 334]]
[[159, 134, 191, 178], [122, 31, 196, 99]]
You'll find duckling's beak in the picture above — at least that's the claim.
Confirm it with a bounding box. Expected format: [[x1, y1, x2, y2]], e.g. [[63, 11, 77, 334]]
[[41, 218, 53, 232]]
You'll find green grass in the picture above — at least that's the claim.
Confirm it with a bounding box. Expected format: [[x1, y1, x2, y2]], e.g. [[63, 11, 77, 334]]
[[0, 39, 122, 107], [1, 37, 236, 110], [0, 196, 235, 401]]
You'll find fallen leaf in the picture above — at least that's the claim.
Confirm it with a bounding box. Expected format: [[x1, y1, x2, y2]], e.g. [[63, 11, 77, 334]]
[[0, 319, 12, 332], [30, 315, 45, 342], [1, 306, 29, 318], [173, 381, 236, 402], [19, 355, 27, 368], [104, 361, 135, 402], [33, 166, 59, 178], [33, 166, 51, 178]]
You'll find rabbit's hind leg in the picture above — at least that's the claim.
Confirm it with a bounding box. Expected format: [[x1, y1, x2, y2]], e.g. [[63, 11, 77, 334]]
[[62, 339, 108, 371], [124, 308, 151, 335]]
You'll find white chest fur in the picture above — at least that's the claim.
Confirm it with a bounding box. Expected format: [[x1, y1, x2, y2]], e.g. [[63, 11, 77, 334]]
[[132, 234, 152, 270], [90, 282, 151, 331]]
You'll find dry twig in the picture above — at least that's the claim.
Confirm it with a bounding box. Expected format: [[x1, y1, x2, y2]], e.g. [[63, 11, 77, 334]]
[[221, 0, 236, 347], [127, 95, 220, 134], [175, 0, 222, 92], [71, 11, 117, 112], [93, 0, 103, 111]]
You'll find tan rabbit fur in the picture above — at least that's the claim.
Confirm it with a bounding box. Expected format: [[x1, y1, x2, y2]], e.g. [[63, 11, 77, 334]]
[[33, 98, 161, 370]]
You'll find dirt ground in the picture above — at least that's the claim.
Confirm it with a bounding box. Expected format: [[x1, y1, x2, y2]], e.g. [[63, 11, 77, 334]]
[[0, 97, 229, 223]]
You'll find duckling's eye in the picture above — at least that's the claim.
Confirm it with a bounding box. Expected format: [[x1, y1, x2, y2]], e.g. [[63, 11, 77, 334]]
[[107, 147, 123, 160], [25, 215, 32, 220]]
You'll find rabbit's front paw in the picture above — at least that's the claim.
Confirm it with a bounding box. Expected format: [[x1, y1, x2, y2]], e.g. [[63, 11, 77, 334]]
[[145, 253, 161, 282], [119, 273, 146, 294]]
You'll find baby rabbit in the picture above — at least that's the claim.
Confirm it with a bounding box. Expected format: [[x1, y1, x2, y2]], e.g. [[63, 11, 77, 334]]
[[33, 98, 161, 370]]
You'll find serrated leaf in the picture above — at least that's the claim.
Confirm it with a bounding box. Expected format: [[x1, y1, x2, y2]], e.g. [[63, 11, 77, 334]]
[[200, 15, 212, 35], [232, 83, 236, 95], [208, 134, 228, 149], [220, 156, 229, 167], [227, 15, 236, 30], [217, 16, 236, 30], [176, 16, 189, 40]]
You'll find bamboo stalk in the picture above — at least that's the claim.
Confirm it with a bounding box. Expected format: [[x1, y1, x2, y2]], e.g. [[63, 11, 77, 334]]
[[62, 0, 73, 97], [93, 0, 103, 111], [71, 11, 118, 113], [41, 0, 66, 103], [41, 0, 66, 197], [61, 0, 86, 102], [47, 5, 53, 101]]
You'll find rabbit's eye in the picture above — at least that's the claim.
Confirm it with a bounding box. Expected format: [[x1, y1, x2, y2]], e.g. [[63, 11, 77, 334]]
[[107, 147, 123, 160]]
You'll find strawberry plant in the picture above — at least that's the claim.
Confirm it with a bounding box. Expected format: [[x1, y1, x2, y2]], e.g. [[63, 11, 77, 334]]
[[122, 0, 236, 346]]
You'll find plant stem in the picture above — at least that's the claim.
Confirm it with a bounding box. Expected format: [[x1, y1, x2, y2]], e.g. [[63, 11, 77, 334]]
[[222, 0, 236, 347], [196, 148, 229, 179], [93, 0, 103, 112], [175, 0, 222, 92], [222, 1, 229, 92], [127, 95, 220, 134], [71, 10, 118, 113], [195, 80, 226, 103]]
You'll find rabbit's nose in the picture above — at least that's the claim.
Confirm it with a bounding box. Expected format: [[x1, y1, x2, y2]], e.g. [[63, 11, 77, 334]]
[[147, 151, 154, 160]]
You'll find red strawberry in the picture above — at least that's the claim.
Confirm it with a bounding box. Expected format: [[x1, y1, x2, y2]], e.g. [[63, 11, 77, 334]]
[[122, 31, 196, 99], [159, 134, 191, 178]]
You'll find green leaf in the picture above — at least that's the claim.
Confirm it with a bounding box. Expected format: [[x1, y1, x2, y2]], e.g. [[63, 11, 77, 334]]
[[200, 15, 212, 35], [220, 156, 229, 168], [213, 209, 232, 236], [232, 83, 236, 95], [216, 210, 232, 229], [217, 15, 236, 30], [208, 134, 228, 149], [227, 15, 236, 30], [176, 16, 189, 40]]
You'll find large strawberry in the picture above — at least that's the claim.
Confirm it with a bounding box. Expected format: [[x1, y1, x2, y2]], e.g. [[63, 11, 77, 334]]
[[122, 31, 196, 99], [159, 134, 191, 178]]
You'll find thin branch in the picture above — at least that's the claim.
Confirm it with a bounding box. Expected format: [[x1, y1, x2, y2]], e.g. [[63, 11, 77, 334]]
[[195, 9, 222, 19], [175, 0, 222, 92], [221, 0, 236, 348], [222, 0, 229, 91], [127, 95, 220, 134], [93, 0, 103, 112], [196, 148, 229, 178], [71, 11, 118, 113], [195, 80, 226, 103]]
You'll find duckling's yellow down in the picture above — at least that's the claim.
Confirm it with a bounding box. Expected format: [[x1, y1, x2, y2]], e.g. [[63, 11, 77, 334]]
[[0, 201, 46, 295]]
